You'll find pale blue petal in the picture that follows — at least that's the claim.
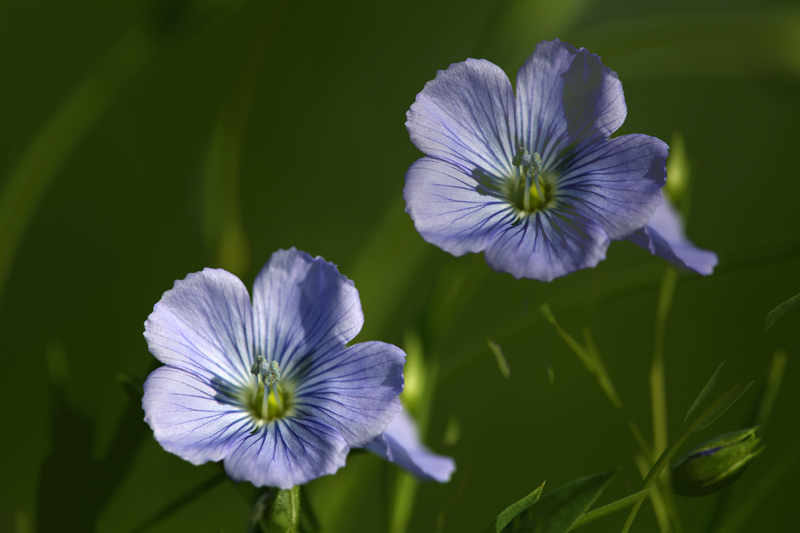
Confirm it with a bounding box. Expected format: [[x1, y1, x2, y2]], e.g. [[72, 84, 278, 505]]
[[406, 58, 517, 181], [144, 268, 254, 387], [142, 366, 253, 466], [294, 341, 404, 448], [555, 134, 668, 240], [223, 417, 349, 489], [483, 209, 610, 281], [516, 39, 626, 162], [628, 196, 718, 275], [252, 248, 364, 380], [364, 411, 455, 483], [404, 157, 516, 256]]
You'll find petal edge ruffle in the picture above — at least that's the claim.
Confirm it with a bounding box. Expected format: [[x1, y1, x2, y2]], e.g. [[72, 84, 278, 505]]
[[144, 268, 254, 387], [516, 39, 627, 162], [407, 58, 517, 180], [252, 248, 364, 381]]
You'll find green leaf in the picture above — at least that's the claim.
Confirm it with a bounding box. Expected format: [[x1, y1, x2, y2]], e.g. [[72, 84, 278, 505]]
[[496, 470, 618, 533], [764, 290, 800, 332], [755, 350, 787, 429], [622, 380, 754, 532], [487, 339, 511, 378], [692, 381, 754, 433], [582, 328, 621, 408], [684, 361, 725, 423], [539, 304, 621, 409], [483, 482, 545, 532], [570, 489, 649, 529], [539, 304, 593, 369]]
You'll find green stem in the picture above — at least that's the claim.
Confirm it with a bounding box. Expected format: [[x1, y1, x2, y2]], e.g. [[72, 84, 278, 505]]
[[648, 268, 681, 532], [570, 490, 649, 529], [651, 268, 676, 457], [620, 429, 692, 532], [621, 384, 750, 532], [437, 241, 800, 398], [128, 471, 227, 533]]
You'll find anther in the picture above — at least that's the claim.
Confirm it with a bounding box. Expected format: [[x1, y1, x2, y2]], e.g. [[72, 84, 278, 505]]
[[250, 356, 282, 420], [514, 147, 545, 212]]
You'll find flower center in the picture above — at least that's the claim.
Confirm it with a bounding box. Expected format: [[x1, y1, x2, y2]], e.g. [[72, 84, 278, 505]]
[[247, 355, 291, 424], [509, 148, 556, 215]]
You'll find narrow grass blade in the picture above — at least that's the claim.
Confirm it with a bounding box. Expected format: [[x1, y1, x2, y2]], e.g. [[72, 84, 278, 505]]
[[583, 328, 621, 408], [540, 304, 621, 409], [487, 339, 511, 379], [755, 350, 787, 429], [539, 304, 593, 370], [764, 291, 800, 332], [483, 482, 545, 532], [497, 470, 618, 533], [692, 381, 754, 433], [570, 489, 649, 530], [684, 361, 726, 423]]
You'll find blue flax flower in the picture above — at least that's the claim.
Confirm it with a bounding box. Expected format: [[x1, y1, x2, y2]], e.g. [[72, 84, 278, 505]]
[[365, 410, 455, 482], [404, 39, 669, 281], [142, 248, 405, 489], [629, 193, 718, 275]]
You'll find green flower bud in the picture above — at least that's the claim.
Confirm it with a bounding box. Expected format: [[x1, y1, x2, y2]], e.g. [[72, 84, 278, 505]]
[[671, 427, 764, 497]]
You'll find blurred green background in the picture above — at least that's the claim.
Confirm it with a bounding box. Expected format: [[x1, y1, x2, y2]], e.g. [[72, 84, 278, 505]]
[[2, 0, 799, 531]]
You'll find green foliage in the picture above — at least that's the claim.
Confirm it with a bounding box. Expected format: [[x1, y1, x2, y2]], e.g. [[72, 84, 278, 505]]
[[755, 351, 787, 429], [764, 290, 800, 332], [692, 382, 754, 434], [539, 304, 621, 408], [684, 361, 725, 423], [487, 470, 618, 533], [487, 338, 511, 378], [621, 373, 755, 532], [4, 1, 799, 532], [483, 482, 545, 532]]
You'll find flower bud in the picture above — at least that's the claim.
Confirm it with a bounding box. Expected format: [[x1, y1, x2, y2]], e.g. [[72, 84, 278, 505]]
[[671, 427, 764, 497]]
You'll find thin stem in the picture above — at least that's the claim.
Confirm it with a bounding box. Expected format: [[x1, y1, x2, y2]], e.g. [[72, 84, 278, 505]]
[[621, 383, 748, 532], [620, 429, 693, 533], [128, 471, 227, 533], [648, 269, 680, 532], [570, 490, 649, 529], [651, 268, 676, 456]]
